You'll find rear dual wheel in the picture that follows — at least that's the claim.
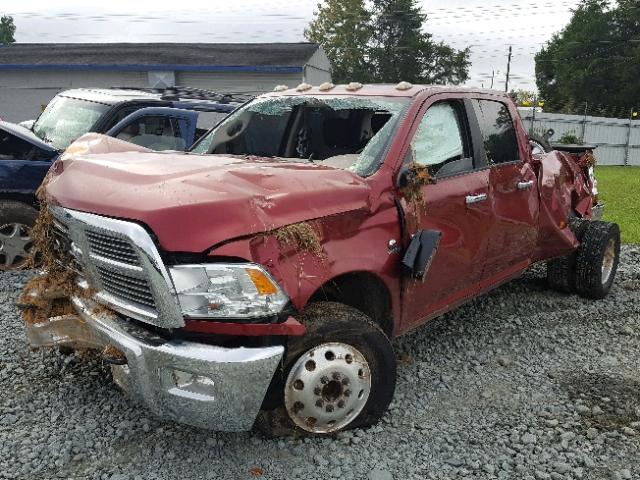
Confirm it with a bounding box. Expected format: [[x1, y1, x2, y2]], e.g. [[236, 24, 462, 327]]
[[575, 221, 620, 299], [547, 220, 620, 299], [258, 302, 396, 436]]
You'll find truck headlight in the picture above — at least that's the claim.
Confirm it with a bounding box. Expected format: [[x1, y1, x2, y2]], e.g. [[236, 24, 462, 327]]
[[168, 263, 288, 319]]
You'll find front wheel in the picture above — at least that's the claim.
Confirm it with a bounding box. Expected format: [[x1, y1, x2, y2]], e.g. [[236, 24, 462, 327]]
[[0, 200, 38, 270], [258, 302, 396, 436]]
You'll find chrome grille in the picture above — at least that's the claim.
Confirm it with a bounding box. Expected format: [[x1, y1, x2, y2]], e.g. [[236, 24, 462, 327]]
[[52, 220, 83, 274], [85, 230, 140, 265], [96, 265, 156, 308], [49, 206, 184, 329]]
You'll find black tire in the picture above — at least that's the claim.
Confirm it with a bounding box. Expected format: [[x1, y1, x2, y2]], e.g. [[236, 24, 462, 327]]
[[546, 218, 589, 293], [256, 302, 396, 437], [0, 200, 38, 270], [529, 134, 552, 154], [575, 221, 620, 299]]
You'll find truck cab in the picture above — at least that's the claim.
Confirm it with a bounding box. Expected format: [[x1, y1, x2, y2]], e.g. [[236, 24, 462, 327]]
[[23, 83, 620, 436]]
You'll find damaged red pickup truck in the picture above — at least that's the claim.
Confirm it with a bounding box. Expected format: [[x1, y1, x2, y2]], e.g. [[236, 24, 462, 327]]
[[22, 83, 619, 436]]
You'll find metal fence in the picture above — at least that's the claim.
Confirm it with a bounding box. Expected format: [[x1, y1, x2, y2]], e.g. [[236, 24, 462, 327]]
[[518, 110, 639, 166]]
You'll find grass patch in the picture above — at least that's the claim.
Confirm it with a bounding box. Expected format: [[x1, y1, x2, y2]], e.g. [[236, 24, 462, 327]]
[[596, 166, 640, 244]]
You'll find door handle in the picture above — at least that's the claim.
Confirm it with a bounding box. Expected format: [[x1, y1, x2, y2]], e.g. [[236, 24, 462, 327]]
[[517, 180, 535, 190], [465, 193, 488, 205]]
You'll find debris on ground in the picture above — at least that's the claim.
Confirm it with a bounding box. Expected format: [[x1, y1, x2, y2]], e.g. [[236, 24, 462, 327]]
[[2, 247, 639, 479]]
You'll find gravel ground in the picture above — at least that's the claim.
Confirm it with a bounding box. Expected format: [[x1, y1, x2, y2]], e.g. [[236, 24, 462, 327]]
[[1, 246, 639, 480]]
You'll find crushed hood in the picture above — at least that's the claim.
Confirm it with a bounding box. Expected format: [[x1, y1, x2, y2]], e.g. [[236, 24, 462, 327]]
[[46, 140, 371, 252]]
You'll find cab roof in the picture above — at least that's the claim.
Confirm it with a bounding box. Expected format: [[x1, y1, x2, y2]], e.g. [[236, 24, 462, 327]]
[[263, 83, 511, 100]]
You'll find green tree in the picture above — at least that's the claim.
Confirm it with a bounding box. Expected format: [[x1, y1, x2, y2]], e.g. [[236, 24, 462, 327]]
[[535, 0, 640, 117], [0, 15, 16, 45], [305, 0, 373, 83], [369, 0, 470, 84], [305, 0, 469, 85]]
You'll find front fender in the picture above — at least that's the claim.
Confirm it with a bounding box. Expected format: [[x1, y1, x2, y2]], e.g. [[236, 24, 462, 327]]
[[209, 205, 403, 322]]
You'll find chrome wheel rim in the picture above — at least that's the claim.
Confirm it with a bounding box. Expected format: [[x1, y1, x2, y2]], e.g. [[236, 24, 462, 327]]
[[601, 238, 616, 285], [0, 222, 33, 269], [284, 342, 371, 434]]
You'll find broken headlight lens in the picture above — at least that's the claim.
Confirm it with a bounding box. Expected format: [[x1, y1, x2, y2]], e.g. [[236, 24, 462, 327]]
[[168, 263, 288, 319]]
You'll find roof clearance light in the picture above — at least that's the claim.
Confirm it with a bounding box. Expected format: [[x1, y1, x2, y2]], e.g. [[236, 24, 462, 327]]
[[296, 83, 313, 92], [396, 81, 413, 91], [346, 82, 363, 91], [319, 82, 335, 92], [273, 85, 289, 92]]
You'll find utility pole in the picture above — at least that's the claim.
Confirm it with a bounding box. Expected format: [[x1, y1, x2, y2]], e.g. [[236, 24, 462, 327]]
[[490, 70, 495, 89], [505, 46, 512, 93]]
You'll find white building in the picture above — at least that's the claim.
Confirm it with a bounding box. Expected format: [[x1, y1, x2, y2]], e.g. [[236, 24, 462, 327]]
[[0, 43, 332, 122]]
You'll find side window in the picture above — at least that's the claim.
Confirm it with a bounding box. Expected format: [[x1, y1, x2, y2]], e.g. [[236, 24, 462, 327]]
[[411, 102, 469, 176], [115, 116, 186, 151], [472, 100, 519, 165]]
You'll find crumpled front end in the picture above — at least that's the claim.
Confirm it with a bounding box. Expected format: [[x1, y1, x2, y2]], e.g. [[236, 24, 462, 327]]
[[20, 288, 284, 432]]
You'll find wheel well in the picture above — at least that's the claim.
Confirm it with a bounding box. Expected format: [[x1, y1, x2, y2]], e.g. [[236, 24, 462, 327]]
[[307, 272, 394, 337]]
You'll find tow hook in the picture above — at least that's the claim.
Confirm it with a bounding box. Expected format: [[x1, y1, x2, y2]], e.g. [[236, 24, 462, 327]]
[[102, 344, 127, 365]]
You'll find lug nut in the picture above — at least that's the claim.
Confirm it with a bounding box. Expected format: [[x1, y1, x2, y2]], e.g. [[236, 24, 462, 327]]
[[326, 404, 334, 413]]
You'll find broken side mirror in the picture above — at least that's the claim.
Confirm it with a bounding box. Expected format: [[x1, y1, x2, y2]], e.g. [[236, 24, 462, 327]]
[[402, 229, 442, 281]]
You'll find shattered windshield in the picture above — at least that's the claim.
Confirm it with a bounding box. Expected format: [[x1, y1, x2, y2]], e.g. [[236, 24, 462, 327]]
[[191, 95, 409, 177], [32, 95, 110, 150]]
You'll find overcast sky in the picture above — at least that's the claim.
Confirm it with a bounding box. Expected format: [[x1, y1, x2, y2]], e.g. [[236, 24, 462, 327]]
[[5, 0, 578, 91]]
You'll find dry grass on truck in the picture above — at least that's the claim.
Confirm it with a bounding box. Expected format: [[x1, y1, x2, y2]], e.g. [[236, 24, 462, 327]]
[[272, 221, 324, 257]]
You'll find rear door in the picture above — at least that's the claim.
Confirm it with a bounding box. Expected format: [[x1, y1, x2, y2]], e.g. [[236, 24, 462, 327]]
[[469, 98, 538, 277], [106, 107, 198, 151], [400, 95, 495, 330]]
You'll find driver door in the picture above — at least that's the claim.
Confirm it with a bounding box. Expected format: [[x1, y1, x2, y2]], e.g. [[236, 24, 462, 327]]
[[400, 97, 495, 331]]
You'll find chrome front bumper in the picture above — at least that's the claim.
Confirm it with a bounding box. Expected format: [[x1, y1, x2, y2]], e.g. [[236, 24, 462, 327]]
[[26, 295, 284, 431]]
